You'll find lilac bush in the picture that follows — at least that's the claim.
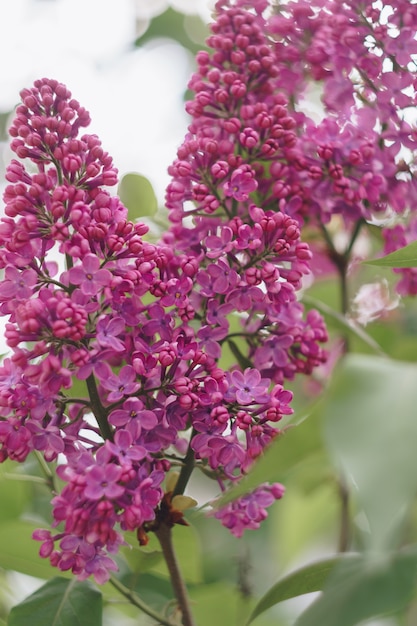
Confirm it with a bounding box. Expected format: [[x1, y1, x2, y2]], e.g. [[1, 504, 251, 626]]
[[0, 60, 325, 583], [1, 0, 417, 623]]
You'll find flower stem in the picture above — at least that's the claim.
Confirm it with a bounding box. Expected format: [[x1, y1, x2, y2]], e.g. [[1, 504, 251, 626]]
[[337, 473, 350, 552], [320, 221, 362, 552], [173, 433, 196, 497], [34, 451, 58, 492], [333, 254, 352, 552], [154, 523, 197, 626], [86, 374, 113, 441], [109, 575, 177, 626]]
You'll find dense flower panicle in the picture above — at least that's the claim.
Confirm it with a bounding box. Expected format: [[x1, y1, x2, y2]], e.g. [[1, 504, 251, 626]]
[[0, 70, 319, 582], [267, 0, 417, 213], [162, 0, 417, 534], [165, 3, 328, 387], [7, 0, 415, 581], [213, 483, 286, 538], [178, 0, 417, 300], [263, 0, 417, 294], [32, 451, 165, 583]]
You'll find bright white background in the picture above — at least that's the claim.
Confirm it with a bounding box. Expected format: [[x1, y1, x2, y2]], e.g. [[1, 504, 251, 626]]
[[0, 0, 214, 203], [0, 0, 213, 361]]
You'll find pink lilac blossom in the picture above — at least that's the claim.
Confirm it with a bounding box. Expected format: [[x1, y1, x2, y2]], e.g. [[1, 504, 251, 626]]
[[213, 483, 286, 537], [194, 0, 417, 301], [260, 0, 417, 294], [5, 0, 413, 581], [0, 71, 318, 581], [165, 1, 329, 389], [162, 0, 417, 533]]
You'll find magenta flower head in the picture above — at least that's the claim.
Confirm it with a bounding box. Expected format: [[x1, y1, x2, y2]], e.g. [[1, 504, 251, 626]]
[[2, 0, 335, 584], [68, 254, 112, 296], [84, 463, 125, 500], [224, 165, 258, 201], [226, 368, 271, 405], [212, 483, 285, 537]]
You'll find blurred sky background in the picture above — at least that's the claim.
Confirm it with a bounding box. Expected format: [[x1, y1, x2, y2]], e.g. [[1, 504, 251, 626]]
[[0, 0, 214, 204]]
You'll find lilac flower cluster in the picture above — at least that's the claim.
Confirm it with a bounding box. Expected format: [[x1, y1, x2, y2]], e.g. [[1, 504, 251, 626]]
[[176, 0, 417, 307], [5, 0, 416, 588], [213, 482, 286, 538], [165, 1, 328, 386], [0, 68, 326, 583], [256, 0, 417, 293]]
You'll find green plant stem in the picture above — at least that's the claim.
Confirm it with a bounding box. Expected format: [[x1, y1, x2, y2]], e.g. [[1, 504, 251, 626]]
[[337, 474, 350, 553], [335, 255, 351, 552], [345, 218, 364, 257], [109, 576, 177, 626], [65, 253, 73, 270], [34, 450, 58, 492], [86, 373, 113, 441], [154, 523, 197, 626], [173, 433, 196, 497], [156, 435, 196, 625], [2, 473, 48, 484], [337, 259, 350, 351], [320, 221, 366, 552]]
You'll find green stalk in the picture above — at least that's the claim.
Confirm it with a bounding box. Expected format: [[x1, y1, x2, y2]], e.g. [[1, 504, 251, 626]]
[[86, 374, 113, 441], [319, 220, 367, 552], [172, 432, 196, 498], [34, 450, 58, 492], [109, 576, 177, 626]]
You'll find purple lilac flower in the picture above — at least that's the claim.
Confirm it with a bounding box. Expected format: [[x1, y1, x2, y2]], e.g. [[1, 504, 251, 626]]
[[96, 316, 126, 352], [0, 266, 38, 301], [223, 165, 258, 201], [84, 463, 125, 500], [226, 368, 271, 405], [213, 483, 285, 537], [96, 364, 140, 402], [68, 254, 112, 296]]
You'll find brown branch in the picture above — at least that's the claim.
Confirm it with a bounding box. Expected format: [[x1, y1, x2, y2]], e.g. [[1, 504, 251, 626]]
[[154, 523, 197, 626]]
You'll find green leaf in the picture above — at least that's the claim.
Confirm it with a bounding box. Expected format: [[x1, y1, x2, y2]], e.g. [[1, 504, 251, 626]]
[[365, 241, 417, 267], [323, 354, 417, 550], [151, 523, 203, 584], [135, 8, 208, 55], [0, 520, 71, 580], [272, 483, 338, 567], [8, 577, 102, 626], [120, 532, 163, 574], [0, 460, 30, 522], [246, 555, 359, 625], [118, 173, 157, 220], [295, 547, 417, 626]]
